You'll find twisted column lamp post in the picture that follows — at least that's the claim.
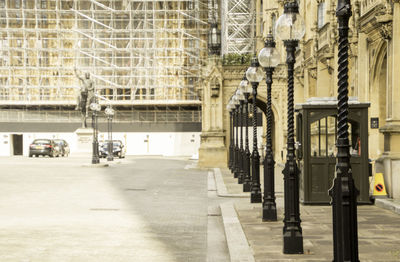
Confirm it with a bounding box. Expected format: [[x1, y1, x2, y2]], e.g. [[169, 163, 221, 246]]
[[233, 95, 240, 178], [275, 1, 305, 254], [239, 75, 252, 192], [236, 88, 246, 184], [328, 0, 360, 260], [228, 102, 234, 171], [246, 56, 264, 203], [258, 32, 280, 221]]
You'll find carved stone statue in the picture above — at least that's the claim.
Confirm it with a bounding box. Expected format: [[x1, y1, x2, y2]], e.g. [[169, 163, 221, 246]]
[[74, 68, 96, 128]]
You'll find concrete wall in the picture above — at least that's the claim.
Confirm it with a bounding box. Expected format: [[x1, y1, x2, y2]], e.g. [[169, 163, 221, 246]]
[[0, 131, 201, 157]]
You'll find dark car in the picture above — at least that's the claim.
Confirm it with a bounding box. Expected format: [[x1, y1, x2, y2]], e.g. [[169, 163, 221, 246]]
[[54, 139, 70, 157], [99, 140, 125, 159], [29, 139, 60, 157]]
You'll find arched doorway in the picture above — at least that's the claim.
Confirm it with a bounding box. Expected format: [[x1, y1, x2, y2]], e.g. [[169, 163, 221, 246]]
[[370, 43, 387, 159]]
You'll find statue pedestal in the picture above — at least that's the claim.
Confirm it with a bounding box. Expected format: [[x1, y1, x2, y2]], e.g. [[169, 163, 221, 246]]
[[74, 127, 94, 155]]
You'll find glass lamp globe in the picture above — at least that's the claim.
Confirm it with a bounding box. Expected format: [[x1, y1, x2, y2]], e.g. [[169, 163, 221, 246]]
[[90, 103, 98, 111], [105, 107, 114, 116], [246, 56, 264, 83], [226, 100, 234, 111], [275, 1, 305, 41], [239, 75, 252, 95], [258, 33, 280, 68], [236, 88, 245, 101], [232, 94, 240, 106]]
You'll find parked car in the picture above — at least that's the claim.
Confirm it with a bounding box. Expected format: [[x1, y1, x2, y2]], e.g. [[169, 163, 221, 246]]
[[99, 140, 125, 159], [29, 139, 61, 157], [54, 139, 70, 157]]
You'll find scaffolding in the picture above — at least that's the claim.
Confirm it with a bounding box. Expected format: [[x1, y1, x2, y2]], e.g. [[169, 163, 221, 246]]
[[221, 0, 255, 55], [0, 0, 208, 106]]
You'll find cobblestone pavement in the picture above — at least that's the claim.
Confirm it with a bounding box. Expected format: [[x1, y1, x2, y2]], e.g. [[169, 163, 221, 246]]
[[0, 156, 216, 262], [221, 167, 400, 262]]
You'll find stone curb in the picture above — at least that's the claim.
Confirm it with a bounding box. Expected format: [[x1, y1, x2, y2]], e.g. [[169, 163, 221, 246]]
[[213, 168, 249, 198], [220, 202, 255, 262], [375, 198, 400, 215]]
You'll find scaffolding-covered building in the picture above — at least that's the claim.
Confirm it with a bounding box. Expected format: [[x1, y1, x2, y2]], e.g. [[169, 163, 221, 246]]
[[0, 0, 208, 106], [0, 0, 208, 156]]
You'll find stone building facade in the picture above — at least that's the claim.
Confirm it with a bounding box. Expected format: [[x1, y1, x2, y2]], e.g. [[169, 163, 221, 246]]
[[200, 0, 400, 200]]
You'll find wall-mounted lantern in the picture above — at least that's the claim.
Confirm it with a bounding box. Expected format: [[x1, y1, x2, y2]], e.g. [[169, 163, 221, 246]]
[[211, 82, 220, 98], [208, 22, 221, 56]]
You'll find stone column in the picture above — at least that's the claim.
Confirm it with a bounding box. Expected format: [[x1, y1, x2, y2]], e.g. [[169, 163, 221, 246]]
[[198, 57, 227, 167]]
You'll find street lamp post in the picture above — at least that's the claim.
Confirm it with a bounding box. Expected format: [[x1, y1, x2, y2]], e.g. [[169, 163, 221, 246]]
[[328, 0, 360, 260], [233, 95, 240, 178], [90, 100, 101, 164], [246, 56, 264, 203], [105, 106, 115, 162], [276, 1, 305, 254], [258, 32, 280, 221], [228, 100, 235, 171], [236, 88, 246, 184], [239, 76, 252, 192]]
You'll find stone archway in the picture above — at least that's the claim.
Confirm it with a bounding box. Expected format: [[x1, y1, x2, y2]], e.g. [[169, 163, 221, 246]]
[[248, 96, 276, 160], [370, 42, 387, 159]]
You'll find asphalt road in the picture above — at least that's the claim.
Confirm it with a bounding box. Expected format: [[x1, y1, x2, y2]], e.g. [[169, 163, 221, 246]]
[[0, 156, 229, 262]]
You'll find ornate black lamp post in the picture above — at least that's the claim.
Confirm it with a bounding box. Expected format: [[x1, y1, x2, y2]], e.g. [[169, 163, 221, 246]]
[[90, 99, 101, 164], [105, 106, 115, 162], [276, 1, 305, 254], [246, 56, 263, 203], [227, 99, 235, 171], [239, 75, 252, 192], [236, 88, 246, 184], [232, 94, 241, 178], [328, 0, 360, 261], [258, 32, 280, 221]]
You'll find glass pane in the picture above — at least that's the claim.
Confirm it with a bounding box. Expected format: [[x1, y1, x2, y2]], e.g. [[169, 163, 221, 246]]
[[310, 120, 319, 157], [349, 121, 361, 156], [320, 118, 327, 156], [327, 116, 336, 157]]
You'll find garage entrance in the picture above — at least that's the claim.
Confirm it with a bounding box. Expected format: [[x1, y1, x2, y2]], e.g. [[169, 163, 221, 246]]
[[12, 134, 23, 155]]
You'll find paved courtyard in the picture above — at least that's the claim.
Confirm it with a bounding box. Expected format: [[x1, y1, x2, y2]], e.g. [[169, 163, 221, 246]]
[[220, 167, 400, 262], [1, 156, 399, 262], [0, 156, 227, 262]]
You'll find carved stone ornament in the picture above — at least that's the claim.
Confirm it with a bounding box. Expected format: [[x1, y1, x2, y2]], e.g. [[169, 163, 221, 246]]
[[309, 67, 317, 79], [379, 22, 393, 40]]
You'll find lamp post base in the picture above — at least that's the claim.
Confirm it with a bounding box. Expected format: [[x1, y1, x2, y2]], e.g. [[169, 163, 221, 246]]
[[238, 171, 244, 184], [262, 203, 277, 221], [283, 232, 303, 254], [243, 181, 251, 192], [92, 158, 100, 164], [250, 189, 262, 203]]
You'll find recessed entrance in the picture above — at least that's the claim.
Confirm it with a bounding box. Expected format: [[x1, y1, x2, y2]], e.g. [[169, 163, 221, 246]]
[[12, 134, 23, 155]]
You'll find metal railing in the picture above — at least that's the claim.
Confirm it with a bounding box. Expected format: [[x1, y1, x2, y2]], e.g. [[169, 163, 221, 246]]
[[0, 109, 201, 123]]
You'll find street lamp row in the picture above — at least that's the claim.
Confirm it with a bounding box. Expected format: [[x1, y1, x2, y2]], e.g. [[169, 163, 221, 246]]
[[225, 0, 359, 258], [227, 0, 305, 255]]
